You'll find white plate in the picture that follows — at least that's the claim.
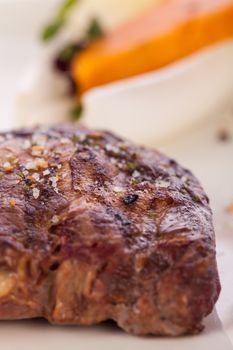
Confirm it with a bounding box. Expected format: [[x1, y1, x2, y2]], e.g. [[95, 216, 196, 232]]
[[0, 1, 233, 349]]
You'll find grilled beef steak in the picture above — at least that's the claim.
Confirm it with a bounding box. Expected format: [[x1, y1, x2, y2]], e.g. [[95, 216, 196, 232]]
[[0, 124, 220, 335]]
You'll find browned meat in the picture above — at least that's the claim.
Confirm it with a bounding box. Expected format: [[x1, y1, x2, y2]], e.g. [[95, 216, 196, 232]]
[[0, 124, 220, 335]]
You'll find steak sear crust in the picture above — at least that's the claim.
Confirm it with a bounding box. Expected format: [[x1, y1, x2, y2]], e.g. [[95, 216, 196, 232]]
[[0, 124, 220, 335]]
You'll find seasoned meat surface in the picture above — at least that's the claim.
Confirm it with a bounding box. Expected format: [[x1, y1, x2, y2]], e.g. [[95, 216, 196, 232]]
[[0, 124, 220, 335]]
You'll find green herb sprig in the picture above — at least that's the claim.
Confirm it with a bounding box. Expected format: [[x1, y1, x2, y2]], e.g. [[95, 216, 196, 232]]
[[70, 102, 83, 121], [41, 0, 79, 42], [86, 18, 104, 41]]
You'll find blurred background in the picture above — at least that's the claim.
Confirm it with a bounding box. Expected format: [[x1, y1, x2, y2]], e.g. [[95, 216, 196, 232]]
[[1, 0, 233, 145]]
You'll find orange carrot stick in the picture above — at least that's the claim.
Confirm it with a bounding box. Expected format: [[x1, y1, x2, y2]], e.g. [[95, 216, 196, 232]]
[[72, 0, 233, 93]]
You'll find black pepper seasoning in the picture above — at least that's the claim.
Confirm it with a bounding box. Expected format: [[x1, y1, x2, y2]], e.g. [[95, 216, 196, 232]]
[[123, 194, 139, 205]]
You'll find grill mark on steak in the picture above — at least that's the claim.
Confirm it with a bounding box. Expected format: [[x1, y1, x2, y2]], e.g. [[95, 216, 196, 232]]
[[0, 124, 220, 335]]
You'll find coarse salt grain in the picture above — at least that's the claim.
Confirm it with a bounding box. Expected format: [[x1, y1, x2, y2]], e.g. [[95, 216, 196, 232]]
[[31, 145, 44, 156], [25, 158, 48, 171], [60, 138, 71, 144], [132, 170, 140, 178], [22, 140, 31, 150], [3, 162, 13, 172], [110, 158, 117, 164], [50, 176, 58, 186], [32, 187, 40, 199], [50, 176, 59, 193], [155, 180, 170, 188], [25, 160, 36, 170], [32, 134, 47, 147], [113, 186, 124, 193], [35, 158, 48, 170], [3, 161, 11, 168], [31, 173, 40, 182], [105, 144, 119, 154], [43, 169, 50, 176], [51, 215, 59, 225]]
